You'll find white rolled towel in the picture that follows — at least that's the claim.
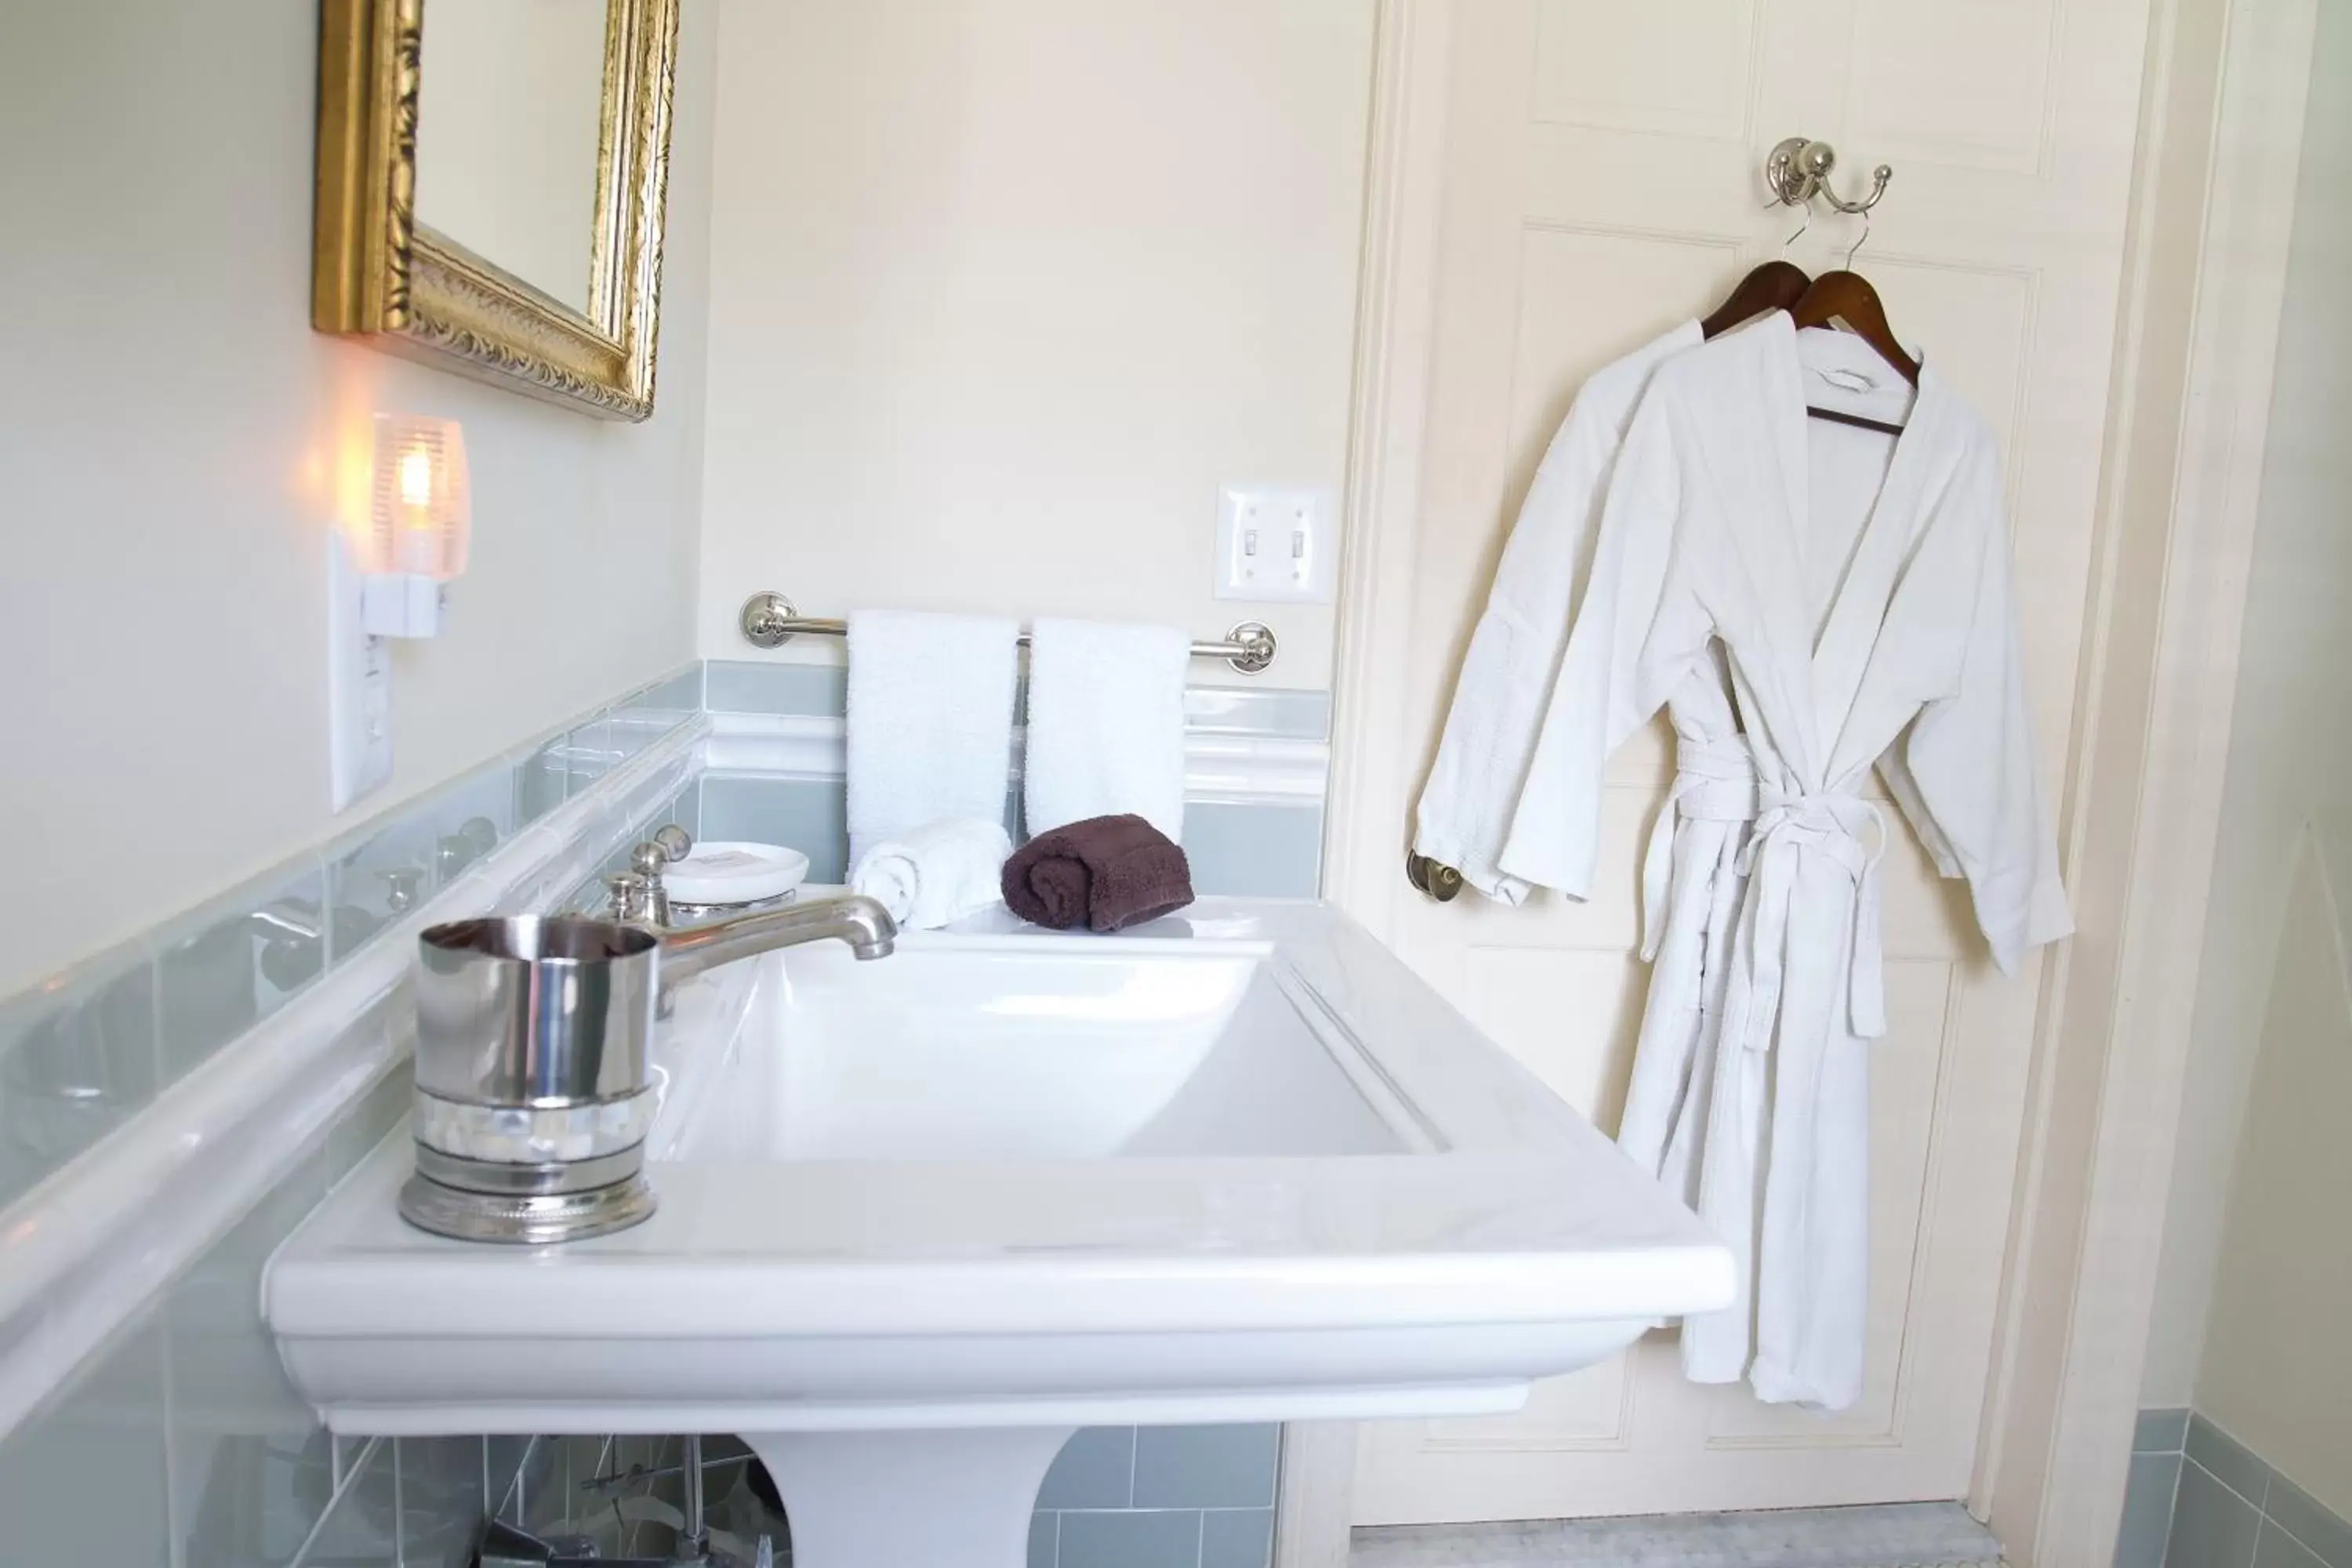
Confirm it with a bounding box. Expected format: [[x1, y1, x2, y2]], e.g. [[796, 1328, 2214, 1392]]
[[848, 816, 1013, 931]]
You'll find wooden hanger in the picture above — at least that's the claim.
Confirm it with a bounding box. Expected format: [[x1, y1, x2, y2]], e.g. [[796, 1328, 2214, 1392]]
[[1700, 260, 1811, 339], [1788, 270, 1916, 436]]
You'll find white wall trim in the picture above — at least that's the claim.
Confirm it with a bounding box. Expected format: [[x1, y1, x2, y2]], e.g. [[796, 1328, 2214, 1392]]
[[1288, 0, 1454, 1559], [1975, 0, 2315, 1559], [703, 711, 1331, 809], [0, 719, 709, 1443], [1277, 1422, 1360, 1568], [1319, 0, 1452, 940]]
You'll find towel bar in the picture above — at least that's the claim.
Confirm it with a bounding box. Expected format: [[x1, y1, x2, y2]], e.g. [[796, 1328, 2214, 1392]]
[[737, 591, 1279, 676]]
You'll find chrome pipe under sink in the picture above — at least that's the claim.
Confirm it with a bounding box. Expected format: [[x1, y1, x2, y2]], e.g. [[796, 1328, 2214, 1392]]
[[398, 893, 898, 1244]]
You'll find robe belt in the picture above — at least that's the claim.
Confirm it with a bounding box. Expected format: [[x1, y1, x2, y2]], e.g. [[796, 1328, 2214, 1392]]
[[1639, 737, 1761, 962], [1727, 786, 1889, 1047]]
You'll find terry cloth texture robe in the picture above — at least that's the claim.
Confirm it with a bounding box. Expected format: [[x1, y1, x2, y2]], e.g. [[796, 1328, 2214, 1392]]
[[1512, 313, 2071, 1410], [1413, 321, 1760, 1224]]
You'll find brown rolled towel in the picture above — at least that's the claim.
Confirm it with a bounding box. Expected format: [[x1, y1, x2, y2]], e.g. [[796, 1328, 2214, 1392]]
[[1001, 813, 1195, 932]]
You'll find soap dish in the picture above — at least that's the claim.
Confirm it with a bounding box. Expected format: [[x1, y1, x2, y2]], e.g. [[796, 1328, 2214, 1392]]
[[663, 840, 810, 913]]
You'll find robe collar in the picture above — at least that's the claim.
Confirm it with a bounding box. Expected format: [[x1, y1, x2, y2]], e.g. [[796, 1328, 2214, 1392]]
[[1715, 312, 1962, 790]]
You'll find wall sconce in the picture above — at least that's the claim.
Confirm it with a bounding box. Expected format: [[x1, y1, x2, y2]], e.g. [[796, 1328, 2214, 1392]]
[[361, 415, 470, 637]]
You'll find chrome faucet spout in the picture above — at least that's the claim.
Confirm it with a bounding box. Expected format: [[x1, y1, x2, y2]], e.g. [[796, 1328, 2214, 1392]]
[[655, 891, 898, 984]]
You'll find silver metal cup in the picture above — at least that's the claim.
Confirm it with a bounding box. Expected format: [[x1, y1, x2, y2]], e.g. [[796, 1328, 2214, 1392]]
[[413, 916, 659, 1105], [400, 916, 664, 1244], [396, 893, 898, 1244]]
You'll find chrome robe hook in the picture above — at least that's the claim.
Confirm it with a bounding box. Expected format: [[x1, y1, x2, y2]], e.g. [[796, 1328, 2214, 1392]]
[[1765, 137, 1893, 216]]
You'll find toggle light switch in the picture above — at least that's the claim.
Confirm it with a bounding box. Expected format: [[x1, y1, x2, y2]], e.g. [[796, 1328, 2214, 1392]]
[[1214, 484, 1336, 603]]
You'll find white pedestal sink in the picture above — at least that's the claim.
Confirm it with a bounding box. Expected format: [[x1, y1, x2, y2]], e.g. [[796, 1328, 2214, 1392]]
[[267, 899, 1733, 1567]]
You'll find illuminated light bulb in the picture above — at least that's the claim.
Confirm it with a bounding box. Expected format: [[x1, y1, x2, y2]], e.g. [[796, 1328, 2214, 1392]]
[[398, 446, 434, 510], [363, 415, 471, 637]]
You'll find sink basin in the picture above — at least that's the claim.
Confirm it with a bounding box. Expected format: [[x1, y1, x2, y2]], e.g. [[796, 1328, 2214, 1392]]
[[267, 898, 1733, 1567], [660, 942, 1408, 1161]]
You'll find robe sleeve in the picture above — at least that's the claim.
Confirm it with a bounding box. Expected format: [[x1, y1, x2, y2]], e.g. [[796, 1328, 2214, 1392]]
[[1412, 366, 1639, 904], [1875, 750, 1962, 877], [1897, 453, 2073, 974], [1497, 384, 1712, 899]]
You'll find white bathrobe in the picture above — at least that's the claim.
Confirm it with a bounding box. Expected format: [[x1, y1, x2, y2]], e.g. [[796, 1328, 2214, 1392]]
[[1509, 314, 2071, 1410], [1414, 319, 1702, 903], [1414, 322, 1759, 1227]]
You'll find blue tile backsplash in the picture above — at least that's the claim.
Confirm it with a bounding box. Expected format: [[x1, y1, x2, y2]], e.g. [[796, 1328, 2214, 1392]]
[[0, 658, 1318, 1568], [702, 771, 854, 880], [707, 658, 845, 717], [0, 940, 158, 1214], [1055, 1507, 1210, 1568], [156, 855, 327, 1087], [1028, 1420, 1279, 1568], [0, 1310, 173, 1568], [1201, 1508, 1279, 1568], [1134, 1425, 1280, 1511], [1040, 1425, 1138, 1510], [2118, 1407, 2352, 1568]]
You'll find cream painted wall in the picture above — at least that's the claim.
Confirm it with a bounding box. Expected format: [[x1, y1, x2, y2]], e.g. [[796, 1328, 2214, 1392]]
[[2195, 834, 2352, 1518], [694, 0, 1374, 688], [0, 0, 720, 998], [2140, 0, 2352, 1407]]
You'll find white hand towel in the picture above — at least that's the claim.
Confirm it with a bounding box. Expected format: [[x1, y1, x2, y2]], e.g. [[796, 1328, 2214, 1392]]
[[1022, 617, 1190, 843], [847, 609, 1019, 867], [849, 816, 1013, 931]]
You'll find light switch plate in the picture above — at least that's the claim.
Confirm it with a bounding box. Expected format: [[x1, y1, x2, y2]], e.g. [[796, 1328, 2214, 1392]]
[[1215, 484, 1335, 603], [327, 532, 394, 811]]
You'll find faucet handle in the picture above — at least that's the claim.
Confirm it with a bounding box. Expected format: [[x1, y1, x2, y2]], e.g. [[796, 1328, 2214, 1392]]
[[604, 871, 653, 924], [624, 825, 693, 929], [629, 824, 692, 881]]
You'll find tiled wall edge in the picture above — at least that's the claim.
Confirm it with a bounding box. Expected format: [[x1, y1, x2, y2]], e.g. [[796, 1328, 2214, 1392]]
[[0, 655, 702, 1021], [2129, 1408, 2352, 1568], [0, 670, 707, 1446], [286, 1435, 386, 1567], [2184, 1412, 2352, 1568], [703, 656, 1332, 741], [701, 712, 1329, 812], [2132, 1405, 2190, 1454]]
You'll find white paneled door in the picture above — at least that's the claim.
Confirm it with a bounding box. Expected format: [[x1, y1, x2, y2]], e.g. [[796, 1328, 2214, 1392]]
[[1341, 0, 2150, 1523]]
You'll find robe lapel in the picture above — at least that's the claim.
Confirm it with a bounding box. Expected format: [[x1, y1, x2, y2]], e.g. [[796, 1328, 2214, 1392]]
[[1820, 371, 1976, 783], [1809, 368, 1949, 775], [1704, 317, 1824, 785]]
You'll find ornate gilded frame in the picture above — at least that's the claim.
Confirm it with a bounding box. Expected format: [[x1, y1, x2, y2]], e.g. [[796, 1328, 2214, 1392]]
[[312, 0, 680, 420]]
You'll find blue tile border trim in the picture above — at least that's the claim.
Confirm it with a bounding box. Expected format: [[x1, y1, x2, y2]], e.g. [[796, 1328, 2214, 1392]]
[[2133, 1406, 2189, 1454], [2142, 1410, 2352, 1568], [2268, 1474, 2352, 1568], [704, 658, 1329, 740], [2187, 1412, 2274, 1508], [0, 660, 704, 1219], [2115, 1452, 2181, 1568]]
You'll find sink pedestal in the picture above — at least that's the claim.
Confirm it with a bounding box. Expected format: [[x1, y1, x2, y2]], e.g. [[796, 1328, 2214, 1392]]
[[743, 1425, 1076, 1568]]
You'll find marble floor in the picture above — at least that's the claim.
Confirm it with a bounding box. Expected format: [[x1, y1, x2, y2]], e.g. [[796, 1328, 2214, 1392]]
[[1351, 1501, 2004, 1568]]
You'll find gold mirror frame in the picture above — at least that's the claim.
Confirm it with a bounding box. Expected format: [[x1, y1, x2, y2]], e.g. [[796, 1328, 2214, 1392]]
[[312, 0, 681, 421]]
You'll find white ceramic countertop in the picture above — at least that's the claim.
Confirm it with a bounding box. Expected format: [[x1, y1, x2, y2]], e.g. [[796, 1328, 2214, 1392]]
[[267, 898, 1733, 1433]]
